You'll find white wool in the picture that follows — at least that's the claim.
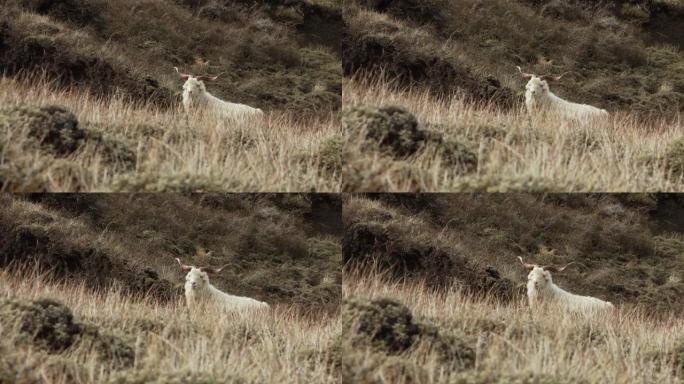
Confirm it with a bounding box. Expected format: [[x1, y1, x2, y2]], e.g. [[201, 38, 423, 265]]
[[181, 77, 264, 122], [524, 76, 609, 122], [526, 266, 614, 314], [183, 267, 269, 313]]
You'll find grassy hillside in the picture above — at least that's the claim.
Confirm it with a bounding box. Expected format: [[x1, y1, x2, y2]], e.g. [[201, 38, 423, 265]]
[[344, 0, 683, 115], [0, 78, 342, 192], [344, 194, 684, 314], [0, 193, 342, 383], [342, 193, 684, 383], [342, 0, 684, 192], [1, 0, 341, 113], [0, 0, 342, 192], [0, 269, 340, 384], [1, 194, 342, 313], [343, 273, 684, 384]]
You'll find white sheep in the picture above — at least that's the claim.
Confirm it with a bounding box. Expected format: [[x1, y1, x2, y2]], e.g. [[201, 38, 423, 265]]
[[517, 66, 609, 122], [176, 258, 269, 313], [174, 67, 264, 121], [518, 256, 614, 314]]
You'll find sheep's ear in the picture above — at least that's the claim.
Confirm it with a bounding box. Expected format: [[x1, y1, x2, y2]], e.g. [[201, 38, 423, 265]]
[[176, 257, 192, 272], [174, 67, 191, 80], [518, 256, 535, 270], [541, 72, 569, 82], [544, 262, 576, 273], [200, 263, 230, 274], [196, 74, 220, 82], [516, 66, 534, 80]]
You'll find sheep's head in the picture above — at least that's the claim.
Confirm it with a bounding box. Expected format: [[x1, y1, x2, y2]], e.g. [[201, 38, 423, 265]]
[[516, 66, 568, 99], [182, 77, 207, 98], [518, 256, 575, 292], [183, 267, 209, 291], [174, 67, 220, 97], [176, 258, 228, 292], [525, 77, 551, 99], [526, 265, 553, 291]]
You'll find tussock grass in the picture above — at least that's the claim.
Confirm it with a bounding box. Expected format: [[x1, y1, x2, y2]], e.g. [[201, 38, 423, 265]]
[[343, 76, 684, 192], [0, 267, 340, 384], [0, 76, 341, 192], [343, 270, 684, 384], [343, 194, 684, 314]]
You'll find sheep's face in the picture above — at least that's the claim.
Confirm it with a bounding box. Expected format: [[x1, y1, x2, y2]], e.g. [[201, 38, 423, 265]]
[[525, 77, 550, 99], [527, 267, 553, 292], [182, 77, 206, 98], [185, 267, 209, 292]]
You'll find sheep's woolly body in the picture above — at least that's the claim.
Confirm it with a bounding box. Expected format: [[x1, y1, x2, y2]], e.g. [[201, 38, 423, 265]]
[[526, 267, 613, 314], [181, 77, 264, 121], [524, 77, 609, 122], [183, 268, 269, 313]]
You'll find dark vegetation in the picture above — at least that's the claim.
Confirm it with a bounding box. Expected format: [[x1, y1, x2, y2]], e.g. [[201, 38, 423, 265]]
[[341, 296, 590, 384], [0, 297, 135, 368], [343, 105, 477, 167], [341, 105, 479, 191], [0, 193, 342, 314], [0, 0, 341, 116], [342, 296, 477, 383], [344, 193, 684, 315], [344, 0, 683, 117], [343, 296, 475, 362], [0, 105, 135, 192]]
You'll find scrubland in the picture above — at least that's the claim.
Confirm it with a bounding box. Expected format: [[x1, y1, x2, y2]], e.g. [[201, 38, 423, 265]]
[[0, 267, 340, 384], [0, 0, 342, 192], [343, 271, 684, 384], [1, 76, 341, 192], [0, 194, 343, 383], [342, 194, 684, 383], [342, 77, 683, 192], [342, 0, 683, 192]]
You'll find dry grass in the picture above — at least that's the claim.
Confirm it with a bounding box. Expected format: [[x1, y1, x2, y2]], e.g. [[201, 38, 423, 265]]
[[0, 76, 341, 192], [343, 76, 684, 192], [0, 267, 340, 384], [343, 271, 684, 384]]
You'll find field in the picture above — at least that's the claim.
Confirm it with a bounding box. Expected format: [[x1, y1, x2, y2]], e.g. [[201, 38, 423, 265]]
[[343, 271, 684, 384], [0, 268, 340, 384], [342, 194, 684, 382], [1, 76, 341, 192], [342, 0, 684, 192], [0, 194, 342, 383], [0, 0, 342, 192], [343, 76, 682, 192]]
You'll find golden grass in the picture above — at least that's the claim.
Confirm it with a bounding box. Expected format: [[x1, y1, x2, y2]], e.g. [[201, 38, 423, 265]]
[[343, 271, 684, 384], [0, 76, 341, 192], [343, 76, 684, 192], [0, 268, 340, 384]]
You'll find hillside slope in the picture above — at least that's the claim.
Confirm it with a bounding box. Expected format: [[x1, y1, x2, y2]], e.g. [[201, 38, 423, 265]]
[[0, 193, 342, 314], [1, 0, 342, 115], [343, 193, 684, 315], [342, 0, 684, 193], [344, 0, 683, 117], [342, 193, 684, 383]]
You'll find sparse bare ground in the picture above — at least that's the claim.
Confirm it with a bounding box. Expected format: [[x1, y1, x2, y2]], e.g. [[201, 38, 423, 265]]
[[0, 268, 340, 384], [343, 271, 684, 384], [343, 77, 684, 192], [0, 76, 341, 192]]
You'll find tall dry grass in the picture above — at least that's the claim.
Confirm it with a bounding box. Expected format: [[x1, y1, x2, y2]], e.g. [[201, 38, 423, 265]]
[[0, 267, 340, 384], [343, 271, 684, 384], [0, 75, 341, 192], [343, 76, 684, 192]]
